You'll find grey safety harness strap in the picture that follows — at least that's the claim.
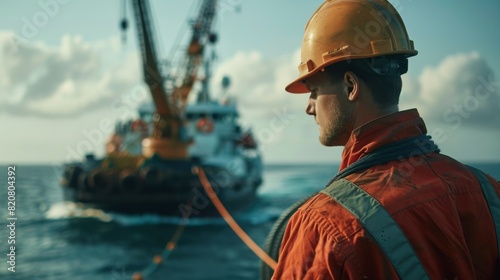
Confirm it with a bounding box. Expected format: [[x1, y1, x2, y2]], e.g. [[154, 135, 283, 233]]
[[321, 179, 430, 280], [467, 166, 500, 267]]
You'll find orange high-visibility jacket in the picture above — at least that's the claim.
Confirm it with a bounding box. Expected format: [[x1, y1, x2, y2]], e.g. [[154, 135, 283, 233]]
[[273, 109, 500, 279]]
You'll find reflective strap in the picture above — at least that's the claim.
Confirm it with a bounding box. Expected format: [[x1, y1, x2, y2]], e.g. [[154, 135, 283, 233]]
[[321, 179, 429, 280], [467, 166, 500, 261]]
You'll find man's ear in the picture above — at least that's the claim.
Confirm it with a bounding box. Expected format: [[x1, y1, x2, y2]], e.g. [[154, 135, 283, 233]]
[[344, 71, 360, 101]]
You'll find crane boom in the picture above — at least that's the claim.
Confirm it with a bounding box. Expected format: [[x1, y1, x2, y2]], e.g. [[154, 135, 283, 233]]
[[131, 0, 172, 117], [128, 0, 191, 159], [123, 0, 218, 159], [173, 0, 217, 108]]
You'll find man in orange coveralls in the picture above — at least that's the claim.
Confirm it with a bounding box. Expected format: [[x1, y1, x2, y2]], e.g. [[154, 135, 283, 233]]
[[272, 0, 500, 279]]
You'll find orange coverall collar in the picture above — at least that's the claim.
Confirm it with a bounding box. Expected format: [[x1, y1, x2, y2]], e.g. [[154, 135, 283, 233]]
[[340, 109, 428, 171]]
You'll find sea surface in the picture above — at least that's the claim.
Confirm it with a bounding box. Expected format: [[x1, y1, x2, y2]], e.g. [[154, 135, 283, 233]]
[[0, 162, 499, 280]]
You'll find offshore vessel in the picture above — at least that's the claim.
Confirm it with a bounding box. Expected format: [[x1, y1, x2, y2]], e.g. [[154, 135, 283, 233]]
[[60, 0, 263, 216]]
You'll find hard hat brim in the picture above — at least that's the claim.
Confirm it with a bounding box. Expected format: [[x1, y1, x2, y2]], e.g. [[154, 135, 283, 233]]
[[285, 49, 418, 94], [285, 66, 322, 94]]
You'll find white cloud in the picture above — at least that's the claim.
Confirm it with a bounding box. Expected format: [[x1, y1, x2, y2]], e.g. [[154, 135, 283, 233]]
[[400, 52, 500, 129], [0, 31, 143, 117], [212, 49, 304, 118]]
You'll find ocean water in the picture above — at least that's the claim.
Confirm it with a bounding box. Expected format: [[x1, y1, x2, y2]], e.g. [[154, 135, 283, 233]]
[[0, 162, 499, 280]]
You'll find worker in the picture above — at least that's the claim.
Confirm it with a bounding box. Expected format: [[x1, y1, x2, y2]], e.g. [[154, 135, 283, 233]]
[[272, 0, 500, 279]]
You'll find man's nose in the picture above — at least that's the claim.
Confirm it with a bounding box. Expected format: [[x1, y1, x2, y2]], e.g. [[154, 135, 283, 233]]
[[305, 98, 315, 116]]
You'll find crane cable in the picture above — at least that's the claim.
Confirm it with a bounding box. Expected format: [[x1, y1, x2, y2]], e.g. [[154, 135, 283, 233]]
[[194, 167, 278, 270]]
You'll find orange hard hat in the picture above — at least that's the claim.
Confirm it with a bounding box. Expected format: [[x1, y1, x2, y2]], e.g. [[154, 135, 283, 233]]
[[286, 0, 418, 93]]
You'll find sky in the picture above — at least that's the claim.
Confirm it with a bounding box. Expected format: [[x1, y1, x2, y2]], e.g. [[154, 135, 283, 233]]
[[0, 0, 499, 165]]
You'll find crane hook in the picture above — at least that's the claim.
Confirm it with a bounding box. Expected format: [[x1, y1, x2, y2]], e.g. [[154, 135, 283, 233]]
[[120, 0, 129, 43]]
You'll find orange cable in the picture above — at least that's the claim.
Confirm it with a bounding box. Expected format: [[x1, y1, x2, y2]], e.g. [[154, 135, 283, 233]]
[[195, 167, 278, 270], [132, 200, 189, 280]]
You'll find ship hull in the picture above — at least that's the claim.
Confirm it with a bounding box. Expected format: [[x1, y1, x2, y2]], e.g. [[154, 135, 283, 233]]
[[61, 157, 262, 216]]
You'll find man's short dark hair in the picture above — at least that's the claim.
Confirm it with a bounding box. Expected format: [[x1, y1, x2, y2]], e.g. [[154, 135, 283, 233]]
[[324, 57, 406, 109]]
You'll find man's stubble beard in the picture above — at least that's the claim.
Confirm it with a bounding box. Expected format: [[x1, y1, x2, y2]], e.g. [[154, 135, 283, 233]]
[[319, 100, 354, 147]]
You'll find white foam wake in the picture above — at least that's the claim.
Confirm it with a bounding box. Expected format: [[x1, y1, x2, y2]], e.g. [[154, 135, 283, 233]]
[[45, 201, 112, 222]]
